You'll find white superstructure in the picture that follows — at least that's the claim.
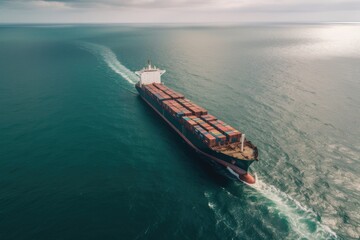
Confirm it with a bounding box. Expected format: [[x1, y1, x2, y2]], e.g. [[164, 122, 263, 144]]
[[135, 61, 166, 86]]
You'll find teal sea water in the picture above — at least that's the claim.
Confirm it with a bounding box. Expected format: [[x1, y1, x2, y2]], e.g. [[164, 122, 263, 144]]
[[0, 24, 359, 239]]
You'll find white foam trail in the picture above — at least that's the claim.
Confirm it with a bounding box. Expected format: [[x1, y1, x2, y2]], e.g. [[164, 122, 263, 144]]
[[205, 174, 337, 239], [78, 42, 139, 85], [248, 178, 337, 239]]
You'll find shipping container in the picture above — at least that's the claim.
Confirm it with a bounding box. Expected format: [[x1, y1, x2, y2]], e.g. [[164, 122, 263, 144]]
[[201, 114, 217, 122], [209, 130, 226, 145], [204, 133, 216, 147], [206, 120, 241, 143]]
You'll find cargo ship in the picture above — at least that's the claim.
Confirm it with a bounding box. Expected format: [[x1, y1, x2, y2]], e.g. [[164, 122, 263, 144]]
[[135, 62, 258, 184]]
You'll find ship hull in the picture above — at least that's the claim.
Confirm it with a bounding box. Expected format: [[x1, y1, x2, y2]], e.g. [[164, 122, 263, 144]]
[[135, 84, 256, 184]]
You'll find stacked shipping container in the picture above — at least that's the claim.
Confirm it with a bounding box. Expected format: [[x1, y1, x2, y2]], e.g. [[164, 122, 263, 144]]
[[182, 116, 225, 146], [177, 98, 207, 116], [153, 83, 184, 99], [194, 125, 217, 147], [188, 116, 214, 132], [144, 84, 172, 101], [201, 114, 217, 122], [143, 83, 241, 147], [163, 100, 192, 117], [207, 120, 241, 143]]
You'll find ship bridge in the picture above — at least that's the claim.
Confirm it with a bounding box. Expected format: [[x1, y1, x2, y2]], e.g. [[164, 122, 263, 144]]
[[135, 61, 166, 86]]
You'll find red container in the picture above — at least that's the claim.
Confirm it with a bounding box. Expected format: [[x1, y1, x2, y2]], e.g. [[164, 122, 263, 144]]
[[183, 110, 192, 116], [199, 109, 208, 115], [204, 133, 216, 147], [183, 118, 198, 130], [201, 125, 214, 131]]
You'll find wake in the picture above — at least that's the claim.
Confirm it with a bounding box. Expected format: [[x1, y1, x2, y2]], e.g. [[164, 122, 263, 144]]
[[78, 42, 139, 85], [248, 178, 337, 239], [205, 176, 337, 239]]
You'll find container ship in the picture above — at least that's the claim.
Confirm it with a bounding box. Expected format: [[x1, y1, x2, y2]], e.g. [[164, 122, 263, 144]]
[[135, 62, 258, 184]]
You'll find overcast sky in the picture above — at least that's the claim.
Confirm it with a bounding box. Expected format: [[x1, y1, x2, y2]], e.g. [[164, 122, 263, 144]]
[[0, 0, 359, 23]]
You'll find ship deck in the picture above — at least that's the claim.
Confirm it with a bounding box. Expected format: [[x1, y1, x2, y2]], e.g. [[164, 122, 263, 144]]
[[212, 142, 257, 160]]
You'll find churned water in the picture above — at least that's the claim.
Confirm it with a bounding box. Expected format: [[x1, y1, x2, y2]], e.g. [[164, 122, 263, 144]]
[[0, 24, 359, 240]]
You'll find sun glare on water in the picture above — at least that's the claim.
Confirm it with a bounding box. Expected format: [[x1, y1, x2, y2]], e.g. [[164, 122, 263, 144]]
[[281, 24, 360, 58]]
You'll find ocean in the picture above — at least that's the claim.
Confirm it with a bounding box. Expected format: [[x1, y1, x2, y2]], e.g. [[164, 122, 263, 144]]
[[0, 23, 359, 240]]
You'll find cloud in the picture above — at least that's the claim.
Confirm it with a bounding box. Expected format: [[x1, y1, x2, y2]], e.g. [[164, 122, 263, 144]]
[[33, 1, 69, 9], [0, 0, 69, 10], [0, 0, 359, 23], [2, 0, 360, 11], [0, 0, 218, 9]]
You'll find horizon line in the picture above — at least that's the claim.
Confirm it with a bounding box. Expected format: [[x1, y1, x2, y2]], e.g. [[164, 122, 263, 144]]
[[0, 21, 359, 25]]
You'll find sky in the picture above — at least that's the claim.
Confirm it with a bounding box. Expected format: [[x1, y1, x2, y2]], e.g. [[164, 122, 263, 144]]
[[0, 0, 359, 23]]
